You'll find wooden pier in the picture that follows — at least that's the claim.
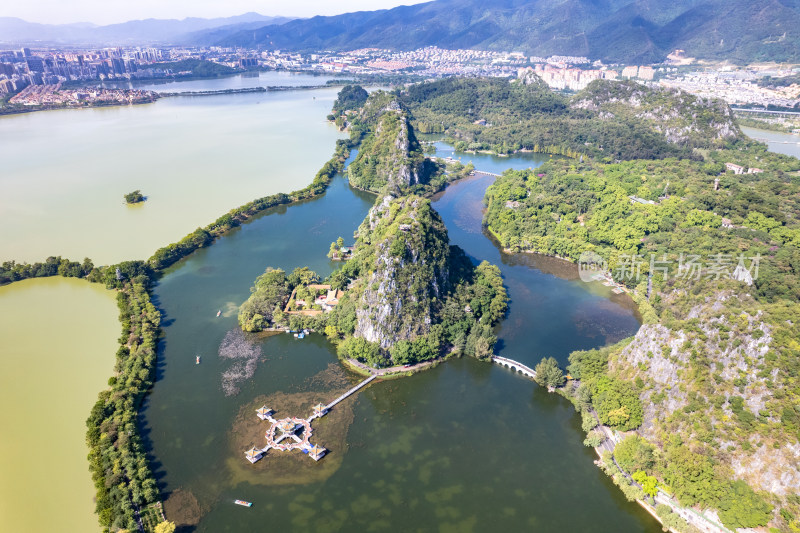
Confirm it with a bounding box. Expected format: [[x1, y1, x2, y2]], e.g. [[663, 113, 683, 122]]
[[491, 356, 537, 380]]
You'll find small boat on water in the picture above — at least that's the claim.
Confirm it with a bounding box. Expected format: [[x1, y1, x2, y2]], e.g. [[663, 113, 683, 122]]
[[196, 356, 201, 364], [234, 499, 252, 507], [216, 310, 221, 317]]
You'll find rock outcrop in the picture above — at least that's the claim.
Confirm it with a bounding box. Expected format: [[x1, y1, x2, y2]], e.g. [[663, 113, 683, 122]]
[[347, 96, 433, 194], [351, 194, 450, 348], [571, 80, 742, 148], [609, 290, 800, 497]]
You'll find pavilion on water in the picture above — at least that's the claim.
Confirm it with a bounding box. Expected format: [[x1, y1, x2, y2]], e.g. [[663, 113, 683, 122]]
[[245, 446, 264, 464], [256, 405, 274, 420], [312, 403, 328, 418], [279, 419, 299, 434], [306, 444, 327, 461]]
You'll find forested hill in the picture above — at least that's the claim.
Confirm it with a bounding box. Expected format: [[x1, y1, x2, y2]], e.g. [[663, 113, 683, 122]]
[[398, 76, 741, 160], [480, 81, 800, 528], [347, 96, 436, 194], [216, 0, 800, 63]]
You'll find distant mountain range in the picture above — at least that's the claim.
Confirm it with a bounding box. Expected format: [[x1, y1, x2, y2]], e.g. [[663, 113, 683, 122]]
[[215, 0, 800, 63], [0, 13, 294, 46], [4, 1, 798, 64]]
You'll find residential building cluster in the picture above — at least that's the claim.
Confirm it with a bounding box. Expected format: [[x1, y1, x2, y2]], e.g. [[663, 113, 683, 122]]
[[659, 68, 800, 109], [8, 82, 157, 107], [3, 42, 799, 113], [520, 64, 616, 91], [0, 46, 175, 95]]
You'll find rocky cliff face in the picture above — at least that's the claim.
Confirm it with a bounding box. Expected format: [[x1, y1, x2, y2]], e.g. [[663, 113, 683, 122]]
[[571, 80, 742, 148], [609, 290, 800, 497], [352, 194, 450, 348], [347, 97, 431, 194]]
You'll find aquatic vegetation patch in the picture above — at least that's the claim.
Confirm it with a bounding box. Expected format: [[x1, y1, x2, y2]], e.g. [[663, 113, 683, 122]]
[[219, 328, 263, 396]]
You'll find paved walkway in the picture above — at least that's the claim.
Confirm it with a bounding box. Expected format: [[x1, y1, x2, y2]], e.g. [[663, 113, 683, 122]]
[[346, 357, 440, 376]]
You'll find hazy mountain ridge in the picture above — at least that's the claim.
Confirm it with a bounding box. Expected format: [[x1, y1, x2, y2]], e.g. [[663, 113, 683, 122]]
[[217, 0, 800, 63], [0, 13, 294, 45]]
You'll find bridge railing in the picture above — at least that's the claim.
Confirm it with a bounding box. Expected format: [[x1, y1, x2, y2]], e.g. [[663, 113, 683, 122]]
[[492, 356, 537, 377]]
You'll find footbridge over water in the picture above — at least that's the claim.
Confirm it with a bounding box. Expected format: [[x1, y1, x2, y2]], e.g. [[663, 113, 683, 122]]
[[472, 169, 502, 177], [492, 356, 537, 380], [324, 374, 377, 411]]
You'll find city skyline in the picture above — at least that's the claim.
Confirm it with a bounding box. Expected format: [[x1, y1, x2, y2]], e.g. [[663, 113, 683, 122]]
[[0, 0, 429, 26]]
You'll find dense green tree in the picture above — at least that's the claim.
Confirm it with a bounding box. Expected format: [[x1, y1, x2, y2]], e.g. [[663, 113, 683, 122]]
[[238, 267, 290, 331], [567, 346, 610, 380], [632, 470, 659, 497], [534, 357, 565, 388], [613, 435, 655, 474], [154, 521, 177, 533], [591, 377, 643, 431], [124, 190, 145, 204], [338, 336, 385, 367], [332, 85, 369, 114], [716, 480, 773, 530], [663, 444, 720, 507]]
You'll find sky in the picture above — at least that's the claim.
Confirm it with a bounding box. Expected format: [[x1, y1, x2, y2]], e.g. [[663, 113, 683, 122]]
[[2, 0, 430, 25]]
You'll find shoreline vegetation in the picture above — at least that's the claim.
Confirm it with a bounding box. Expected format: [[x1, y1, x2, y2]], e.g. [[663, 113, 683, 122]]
[[0, 95, 158, 117]]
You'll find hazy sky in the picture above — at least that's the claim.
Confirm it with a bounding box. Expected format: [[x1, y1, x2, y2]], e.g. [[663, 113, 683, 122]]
[[3, 0, 430, 25]]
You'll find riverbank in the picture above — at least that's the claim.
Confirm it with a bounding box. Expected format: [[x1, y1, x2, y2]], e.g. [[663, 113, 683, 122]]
[[161, 84, 351, 97], [0, 95, 158, 116]]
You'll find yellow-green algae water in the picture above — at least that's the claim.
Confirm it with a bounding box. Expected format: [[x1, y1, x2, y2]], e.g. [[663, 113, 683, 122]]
[[0, 277, 117, 532], [0, 82, 344, 264]]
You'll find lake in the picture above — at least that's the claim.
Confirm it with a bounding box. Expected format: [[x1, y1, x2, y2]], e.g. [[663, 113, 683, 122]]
[[142, 146, 655, 531], [0, 78, 346, 533], [102, 70, 336, 93], [0, 277, 118, 533], [741, 125, 800, 158], [0, 76, 344, 264]]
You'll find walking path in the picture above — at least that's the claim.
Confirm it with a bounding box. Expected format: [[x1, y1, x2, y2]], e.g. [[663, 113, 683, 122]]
[[325, 374, 377, 410]]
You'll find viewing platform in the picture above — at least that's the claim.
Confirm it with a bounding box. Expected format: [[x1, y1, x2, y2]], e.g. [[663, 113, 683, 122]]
[[245, 374, 378, 464]]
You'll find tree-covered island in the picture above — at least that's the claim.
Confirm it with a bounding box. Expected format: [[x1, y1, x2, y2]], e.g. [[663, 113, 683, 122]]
[[240, 87, 508, 369], [124, 190, 145, 204]]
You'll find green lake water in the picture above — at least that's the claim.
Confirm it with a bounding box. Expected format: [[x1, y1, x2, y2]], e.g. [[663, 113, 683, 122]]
[[0, 79, 344, 264], [741, 126, 800, 158], [0, 277, 118, 533], [143, 146, 658, 531], [103, 71, 336, 93]]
